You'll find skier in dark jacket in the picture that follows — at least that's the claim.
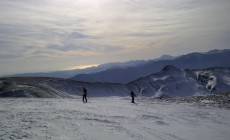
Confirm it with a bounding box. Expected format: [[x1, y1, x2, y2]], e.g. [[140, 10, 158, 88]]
[[130, 90, 136, 103], [82, 87, 87, 103]]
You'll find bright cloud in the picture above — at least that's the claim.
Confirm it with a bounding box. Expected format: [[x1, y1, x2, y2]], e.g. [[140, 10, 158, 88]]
[[66, 64, 99, 70]]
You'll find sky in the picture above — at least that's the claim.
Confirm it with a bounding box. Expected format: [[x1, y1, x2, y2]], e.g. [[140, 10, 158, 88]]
[[0, 0, 230, 75]]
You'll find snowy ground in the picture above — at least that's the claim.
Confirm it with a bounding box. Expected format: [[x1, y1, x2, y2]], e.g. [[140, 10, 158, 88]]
[[0, 97, 230, 140]]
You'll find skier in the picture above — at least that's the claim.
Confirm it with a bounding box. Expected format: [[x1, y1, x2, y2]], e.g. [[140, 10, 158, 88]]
[[82, 87, 87, 103], [130, 90, 136, 103]]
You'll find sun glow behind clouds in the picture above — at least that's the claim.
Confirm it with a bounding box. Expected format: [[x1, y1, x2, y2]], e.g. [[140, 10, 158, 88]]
[[66, 64, 99, 70]]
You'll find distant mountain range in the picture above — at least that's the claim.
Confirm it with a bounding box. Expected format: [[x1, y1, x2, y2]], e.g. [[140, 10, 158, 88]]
[[72, 49, 230, 83], [4, 54, 174, 79], [1, 66, 229, 98]]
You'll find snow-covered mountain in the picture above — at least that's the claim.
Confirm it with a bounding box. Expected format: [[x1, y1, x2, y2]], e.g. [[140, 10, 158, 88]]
[[1, 66, 230, 98], [72, 49, 230, 83], [129, 66, 230, 97]]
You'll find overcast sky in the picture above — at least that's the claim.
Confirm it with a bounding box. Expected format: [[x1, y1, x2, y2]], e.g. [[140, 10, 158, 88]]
[[0, 0, 230, 75]]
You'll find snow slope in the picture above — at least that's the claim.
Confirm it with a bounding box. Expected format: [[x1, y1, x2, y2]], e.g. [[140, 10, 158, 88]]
[[0, 97, 230, 140], [0, 77, 129, 98]]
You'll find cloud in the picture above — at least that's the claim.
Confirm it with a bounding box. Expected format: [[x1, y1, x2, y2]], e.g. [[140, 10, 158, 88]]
[[45, 42, 124, 54], [68, 32, 91, 39], [0, 54, 22, 59], [126, 31, 173, 37], [0, 0, 230, 75]]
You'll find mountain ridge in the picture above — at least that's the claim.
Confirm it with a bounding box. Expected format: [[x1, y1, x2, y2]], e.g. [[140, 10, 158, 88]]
[[72, 49, 230, 83], [2, 54, 174, 79]]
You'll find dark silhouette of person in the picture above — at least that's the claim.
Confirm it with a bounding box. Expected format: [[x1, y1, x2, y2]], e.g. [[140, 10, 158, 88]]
[[82, 87, 87, 103], [130, 90, 136, 103]]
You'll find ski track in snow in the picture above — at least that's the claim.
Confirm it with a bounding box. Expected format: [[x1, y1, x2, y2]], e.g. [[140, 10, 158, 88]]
[[0, 97, 230, 140]]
